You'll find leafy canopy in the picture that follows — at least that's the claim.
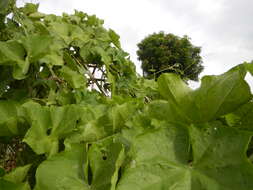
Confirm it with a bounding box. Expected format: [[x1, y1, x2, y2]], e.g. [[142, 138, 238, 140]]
[[1, 1, 253, 190]]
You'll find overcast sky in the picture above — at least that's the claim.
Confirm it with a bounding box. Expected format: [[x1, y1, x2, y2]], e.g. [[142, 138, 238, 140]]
[[18, 0, 253, 87]]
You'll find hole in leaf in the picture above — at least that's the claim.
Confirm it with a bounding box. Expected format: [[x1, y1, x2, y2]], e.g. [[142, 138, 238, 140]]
[[188, 145, 193, 166], [87, 143, 92, 150], [58, 139, 65, 152], [46, 128, 52, 135], [87, 162, 93, 185], [101, 149, 107, 160], [247, 137, 253, 162], [116, 167, 122, 186]]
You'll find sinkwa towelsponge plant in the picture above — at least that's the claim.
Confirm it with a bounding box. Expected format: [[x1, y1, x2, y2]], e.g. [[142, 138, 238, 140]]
[[1, 1, 253, 190]]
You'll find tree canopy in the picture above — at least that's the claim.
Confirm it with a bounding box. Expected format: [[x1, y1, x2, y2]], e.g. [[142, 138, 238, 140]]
[[137, 32, 204, 81]]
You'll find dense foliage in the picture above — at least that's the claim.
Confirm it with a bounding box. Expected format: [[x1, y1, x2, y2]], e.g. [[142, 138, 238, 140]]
[[1, 1, 253, 190], [137, 32, 203, 80]]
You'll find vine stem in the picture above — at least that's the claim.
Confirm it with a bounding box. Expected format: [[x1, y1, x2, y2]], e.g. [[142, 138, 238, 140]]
[[71, 56, 107, 96]]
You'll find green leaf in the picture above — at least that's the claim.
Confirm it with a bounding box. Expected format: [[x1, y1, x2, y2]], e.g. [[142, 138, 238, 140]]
[[225, 102, 253, 132], [157, 66, 251, 123], [109, 29, 121, 49], [0, 0, 9, 15], [48, 22, 85, 46], [0, 101, 19, 136], [117, 122, 253, 190], [194, 66, 250, 119], [0, 179, 30, 190], [66, 102, 139, 145], [35, 137, 125, 190], [60, 66, 86, 89], [21, 35, 53, 62], [28, 12, 46, 20], [23, 101, 81, 156], [0, 40, 32, 79], [35, 144, 89, 190], [80, 45, 111, 65], [50, 105, 81, 138], [20, 3, 39, 15], [93, 46, 111, 64], [39, 41, 64, 66], [13, 58, 30, 80], [0, 167, 5, 177], [3, 165, 31, 183], [0, 165, 31, 190], [22, 101, 52, 155], [111, 101, 138, 132], [87, 15, 103, 26], [55, 88, 75, 105], [244, 62, 253, 76], [148, 100, 190, 125], [64, 104, 111, 144], [0, 41, 26, 66], [88, 136, 125, 190], [0, 179, 20, 190], [63, 52, 79, 71], [117, 124, 190, 190]]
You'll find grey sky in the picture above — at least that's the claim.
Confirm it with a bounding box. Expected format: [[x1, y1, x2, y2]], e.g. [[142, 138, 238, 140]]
[[18, 0, 253, 87]]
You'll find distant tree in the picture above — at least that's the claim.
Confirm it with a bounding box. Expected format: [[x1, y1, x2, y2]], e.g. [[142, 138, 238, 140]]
[[137, 32, 204, 81]]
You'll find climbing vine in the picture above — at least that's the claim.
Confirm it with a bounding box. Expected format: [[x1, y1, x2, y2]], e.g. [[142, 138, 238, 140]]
[[1, 1, 253, 190]]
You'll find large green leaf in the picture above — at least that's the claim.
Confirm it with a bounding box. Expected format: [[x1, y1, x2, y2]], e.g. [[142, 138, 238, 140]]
[[20, 3, 39, 15], [21, 34, 53, 63], [0, 101, 20, 136], [158, 66, 251, 123], [39, 50, 64, 66], [60, 66, 86, 89], [80, 45, 111, 65], [35, 144, 89, 190], [22, 101, 52, 155], [35, 138, 125, 190], [148, 100, 190, 125], [0, 40, 31, 79], [0, 179, 27, 190], [225, 102, 253, 132], [0, 165, 31, 190], [23, 101, 81, 156], [117, 122, 253, 190], [0, 41, 26, 66], [64, 104, 112, 144], [0, 0, 11, 15], [13, 58, 30, 80], [193, 66, 250, 119], [111, 101, 139, 132], [48, 22, 86, 46], [3, 165, 31, 184], [65, 101, 139, 145], [87, 136, 125, 190]]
